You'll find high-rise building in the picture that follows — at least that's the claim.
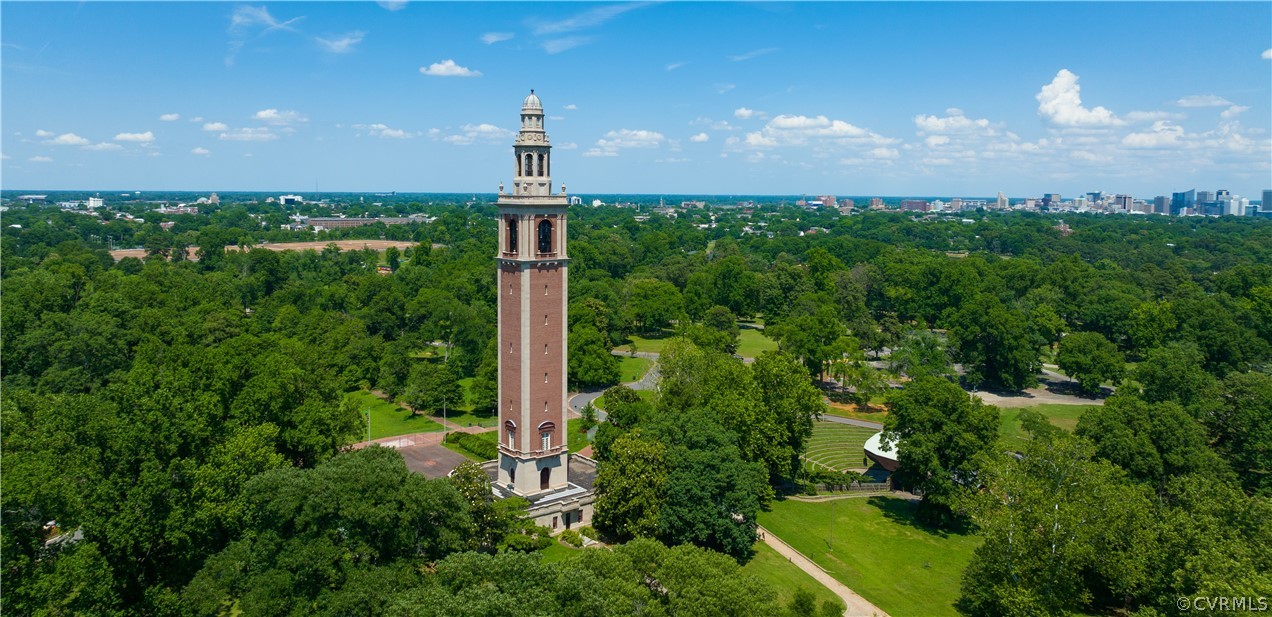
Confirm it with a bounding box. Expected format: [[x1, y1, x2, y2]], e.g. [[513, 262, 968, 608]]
[[491, 91, 593, 530], [1216, 189, 1231, 202], [1262, 190, 1272, 211], [1153, 196, 1170, 214], [1113, 194, 1133, 210], [1171, 190, 1195, 215], [996, 192, 1009, 209], [1042, 193, 1061, 209], [1196, 190, 1215, 204]]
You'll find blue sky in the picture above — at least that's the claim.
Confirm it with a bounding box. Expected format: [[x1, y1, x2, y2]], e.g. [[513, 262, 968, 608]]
[[3, 2, 1270, 199]]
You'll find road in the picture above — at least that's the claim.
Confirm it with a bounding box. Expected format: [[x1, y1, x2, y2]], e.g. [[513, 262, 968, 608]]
[[757, 525, 891, 617]]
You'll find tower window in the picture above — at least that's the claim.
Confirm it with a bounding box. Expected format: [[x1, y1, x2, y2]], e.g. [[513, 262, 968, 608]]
[[544, 343, 548, 354], [541, 431, 551, 450], [538, 219, 553, 253], [544, 372, 549, 383], [523, 152, 533, 177], [507, 218, 517, 253]]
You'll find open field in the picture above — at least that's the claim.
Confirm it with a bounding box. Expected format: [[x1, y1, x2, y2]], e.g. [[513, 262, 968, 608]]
[[623, 330, 674, 354], [617, 355, 653, 382], [998, 403, 1092, 443], [759, 497, 980, 617], [109, 239, 418, 261], [539, 540, 582, 564], [803, 421, 879, 473], [344, 390, 443, 441], [736, 327, 778, 358], [741, 541, 844, 613]]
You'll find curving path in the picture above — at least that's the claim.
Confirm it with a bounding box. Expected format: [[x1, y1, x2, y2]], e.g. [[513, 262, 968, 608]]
[[758, 525, 891, 617]]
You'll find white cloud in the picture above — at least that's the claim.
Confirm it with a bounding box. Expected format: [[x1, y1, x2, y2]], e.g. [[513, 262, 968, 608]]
[[666, 61, 687, 71], [114, 131, 155, 142], [203, 122, 229, 131], [558, 142, 578, 150], [438, 123, 514, 145], [914, 109, 992, 133], [596, 128, 664, 149], [531, 3, 646, 36], [744, 132, 777, 147], [1124, 110, 1183, 123], [1263, 48, 1272, 60], [45, 133, 90, 146], [29, 155, 53, 163], [83, 142, 123, 151], [690, 132, 709, 143], [925, 135, 950, 147], [192, 147, 210, 155], [869, 147, 900, 159], [377, 1, 408, 11], [542, 37, 591, 54], [316, 31, 365, 54], [729, 47, 778, 62], [159, 113, 181, 121], [35, 129, 54, 137], [220, 128, 279, 142], [419, 59, 481, 77], [1122, 121, 1186, 149], [1176, 94, 1233, 107], [1036, 69, 1121, 127], [480, 32, 514, 44], [691, 117, 735, 131], [227, 5, 304, 65], [231, 5, 302, 33], [583, 148, 618, 157], [253, 109, 308, 125], [715, 83, 736, 94], [1220, 105, 1250, 119], [734, 107, 757, 119], [354, 123, 415, 139], [564, 104, 578, 111], [655, 158, 689, 164], [189, 116, 204, 122]]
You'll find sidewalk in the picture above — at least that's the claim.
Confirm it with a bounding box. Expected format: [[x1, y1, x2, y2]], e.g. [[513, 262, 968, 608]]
[[757, 525, 891, 617]]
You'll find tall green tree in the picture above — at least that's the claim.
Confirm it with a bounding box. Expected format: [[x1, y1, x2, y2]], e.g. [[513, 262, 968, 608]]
[[948, 292, 1041, 390], [1055, 331, 1125, 394], [885, 377, 999, 524]]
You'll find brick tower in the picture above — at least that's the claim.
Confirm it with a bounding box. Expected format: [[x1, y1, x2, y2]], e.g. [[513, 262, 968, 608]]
[[496, 90, 570, 496]]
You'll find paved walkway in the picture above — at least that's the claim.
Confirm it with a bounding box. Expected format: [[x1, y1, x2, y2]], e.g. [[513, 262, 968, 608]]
[[758, 525, 891, 617]]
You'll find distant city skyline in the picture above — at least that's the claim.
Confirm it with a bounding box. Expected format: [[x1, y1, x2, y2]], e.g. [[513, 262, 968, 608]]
[[2, 2, 1269, 198]]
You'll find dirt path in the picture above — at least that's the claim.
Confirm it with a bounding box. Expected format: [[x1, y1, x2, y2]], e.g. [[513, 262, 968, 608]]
[[758, 525, 891, 617]]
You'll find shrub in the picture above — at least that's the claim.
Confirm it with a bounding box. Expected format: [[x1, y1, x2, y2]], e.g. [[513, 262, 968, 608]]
[[560, 529, 583, 547], [445, 431, 498, 460], [578, 526, 598, 541]]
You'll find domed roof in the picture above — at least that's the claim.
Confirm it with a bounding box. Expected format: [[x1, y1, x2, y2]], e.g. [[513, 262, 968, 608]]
[[522, 89, 542, 111]]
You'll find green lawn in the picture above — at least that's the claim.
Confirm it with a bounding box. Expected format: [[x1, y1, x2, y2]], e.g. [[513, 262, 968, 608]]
[[736, 326, 778, 358], [802, 421, 879, 473], [344, 390, 443, 441], [741, 541, 844, 613], [425, 378, 498, 428], [998, 403, 1092, 443], [617, 355, 653, 382], [759, 497, 981, 617], [622, 330, 675, 354], [567, 417, 592, 454], [539, 540, 582, 564], [823, 400, 889, 423]]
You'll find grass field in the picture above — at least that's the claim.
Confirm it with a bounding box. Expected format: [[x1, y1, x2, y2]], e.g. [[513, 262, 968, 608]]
[[736, 327, 778, 358], [617, 355, 653, 382], [741, 541, 844, 613], [759, 497, 981, 617], [344, 390, 443, 440], [538, 540, 582, 564], [803, 421, 879, 473], [998, 403, 1092, 443], [421, 378, 498, 428], [623, 330, 675, 354]]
